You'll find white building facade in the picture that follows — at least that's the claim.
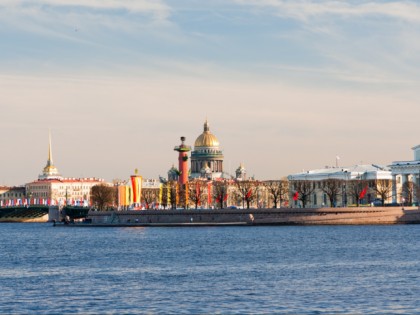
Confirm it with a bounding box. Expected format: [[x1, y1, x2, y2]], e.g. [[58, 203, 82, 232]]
[[288, 164, 393, 208], [390, 145, 420, 205]]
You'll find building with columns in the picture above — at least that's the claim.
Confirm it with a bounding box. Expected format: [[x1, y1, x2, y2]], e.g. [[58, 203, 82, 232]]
[[390, 145, 420, 205], [288, 164, 392, 208], [166, 120, 251, 182], [190, 120, 225, 179]]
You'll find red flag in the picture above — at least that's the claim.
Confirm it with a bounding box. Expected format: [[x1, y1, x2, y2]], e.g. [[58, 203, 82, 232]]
[[359, 186, 368, 199], [223, 194, 228, 202], [246, 189, 252, 199], [293, 191, 299, 201]]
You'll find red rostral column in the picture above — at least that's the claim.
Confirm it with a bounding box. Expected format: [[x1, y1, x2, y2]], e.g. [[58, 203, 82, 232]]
[[174, 136, 191, 186]]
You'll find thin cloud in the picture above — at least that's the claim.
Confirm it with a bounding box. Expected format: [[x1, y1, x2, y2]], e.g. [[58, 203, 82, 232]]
[[228, 1, 420, 89], [0, 0, 172, 33], [233, 0, 420, 23], [5, 0, 171, 19], [0, 0, 174, 46]]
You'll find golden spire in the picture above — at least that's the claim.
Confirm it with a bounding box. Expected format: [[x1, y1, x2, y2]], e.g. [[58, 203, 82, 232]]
[[40, 129, 61, 179], [48, 129, 53, 166]]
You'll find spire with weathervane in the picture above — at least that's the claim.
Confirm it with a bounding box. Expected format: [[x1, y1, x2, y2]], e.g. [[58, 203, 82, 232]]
[[39, 130, 62, 180], [204, 118, 210, 132]]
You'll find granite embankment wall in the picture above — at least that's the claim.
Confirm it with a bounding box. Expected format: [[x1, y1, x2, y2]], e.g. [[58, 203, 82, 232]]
[[87, 207, 420, 226]]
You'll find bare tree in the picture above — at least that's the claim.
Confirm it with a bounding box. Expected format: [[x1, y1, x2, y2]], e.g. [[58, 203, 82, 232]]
[[321, 179, 343, 207], [347, 179, 369, 207], [212, 180, 230, 209], [141, 188, 159, 209], [373, 179, 392, 206], [160, 183, 169, 209], [91, 184, 116, 211], [188, 179, 207, 209], [292, 180, 315, 208], [235, 180, 259, 209], [402, 181, 414, 206], [264, 179, 289, 208]]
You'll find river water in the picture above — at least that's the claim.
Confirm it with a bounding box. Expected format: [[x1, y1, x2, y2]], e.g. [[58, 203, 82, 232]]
[[0, 223, 419, 314]]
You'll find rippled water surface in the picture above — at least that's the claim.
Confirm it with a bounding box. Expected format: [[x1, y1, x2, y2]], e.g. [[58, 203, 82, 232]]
[[0, 223, 419, 314]]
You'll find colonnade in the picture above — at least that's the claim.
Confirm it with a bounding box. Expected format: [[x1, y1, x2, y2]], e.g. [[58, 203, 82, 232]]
[[391, 172, 420, 204]]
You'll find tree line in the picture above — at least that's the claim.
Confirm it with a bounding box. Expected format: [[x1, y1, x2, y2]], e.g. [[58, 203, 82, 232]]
[[90, 179, 289, 211], [90, 178, 419, 210]]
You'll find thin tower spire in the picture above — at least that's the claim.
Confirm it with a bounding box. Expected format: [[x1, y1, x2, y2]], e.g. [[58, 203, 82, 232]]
[[39, 129, 61, 180], [48, 130, 53, 166]]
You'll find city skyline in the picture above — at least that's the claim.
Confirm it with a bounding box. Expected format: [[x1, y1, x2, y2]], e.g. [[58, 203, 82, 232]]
[[1, 0, 419, 185]]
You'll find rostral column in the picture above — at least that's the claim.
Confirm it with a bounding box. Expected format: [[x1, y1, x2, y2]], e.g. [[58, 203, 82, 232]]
[[174, 136, 191, 186]]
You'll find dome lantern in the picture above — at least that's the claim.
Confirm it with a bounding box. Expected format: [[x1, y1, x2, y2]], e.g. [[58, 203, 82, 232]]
[[194, 119, 220, 148]]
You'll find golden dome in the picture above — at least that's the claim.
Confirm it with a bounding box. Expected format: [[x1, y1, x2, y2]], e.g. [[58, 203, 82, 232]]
[[194, 120, 220, 148]]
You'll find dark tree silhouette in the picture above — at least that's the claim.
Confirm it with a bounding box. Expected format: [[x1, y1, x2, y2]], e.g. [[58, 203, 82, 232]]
[[321, 179, 343, 207], [212, 180, 230, 209], [188, 179, 208, 209], [292, 180, 315, 208], [91, 184, 116, 211], [348, 179, 369, 207], [160, 184, 169, 209], [373, 179, 392, 206], [235, 180, 259, 209], [264, 179, 289, 208], [402, 181, 414, 205]]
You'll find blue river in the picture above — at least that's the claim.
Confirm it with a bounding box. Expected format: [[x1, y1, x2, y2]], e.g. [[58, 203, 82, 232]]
[[0, 223, 419, 314]]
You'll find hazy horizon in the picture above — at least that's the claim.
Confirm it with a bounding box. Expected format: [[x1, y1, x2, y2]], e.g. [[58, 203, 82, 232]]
[[1, 0, 419, 186]]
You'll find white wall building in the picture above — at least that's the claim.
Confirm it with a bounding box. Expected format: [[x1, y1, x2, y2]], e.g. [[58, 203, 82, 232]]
[[390, 145, 420, 204], [288, 164, 392, 207]]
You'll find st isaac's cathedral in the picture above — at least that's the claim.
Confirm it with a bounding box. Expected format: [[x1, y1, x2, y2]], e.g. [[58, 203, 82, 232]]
[[168, 120, 247, 181], [190, 120, 224, 179]]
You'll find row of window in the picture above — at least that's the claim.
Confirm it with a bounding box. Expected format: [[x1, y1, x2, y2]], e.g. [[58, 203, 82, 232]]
[[57, 186, 93, 190], [295, 194, 369, 206], [29, 186, 50, 190], [0, 193, 24, 198]]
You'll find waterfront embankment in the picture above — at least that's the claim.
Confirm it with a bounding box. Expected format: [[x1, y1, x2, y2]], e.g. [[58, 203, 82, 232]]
[[79, 206, 420, 226]]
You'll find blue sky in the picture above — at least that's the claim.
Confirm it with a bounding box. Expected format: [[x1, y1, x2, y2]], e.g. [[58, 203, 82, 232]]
[[0, 0, 419, 185]]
